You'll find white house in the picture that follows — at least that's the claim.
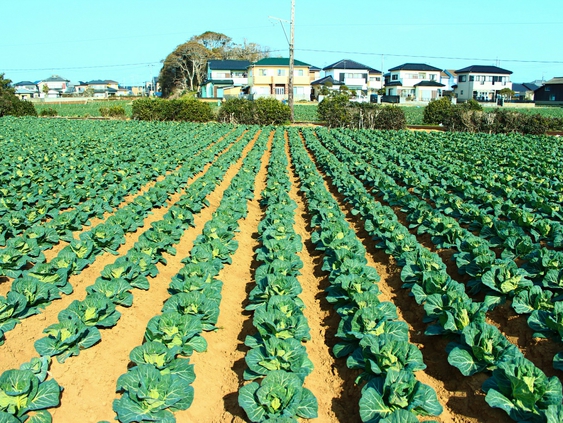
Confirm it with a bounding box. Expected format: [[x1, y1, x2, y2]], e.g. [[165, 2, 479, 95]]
[[322, 59, 382, 95], [453, 65, 513, 102], [200, 60, 250, 99], [37, 75, 70, 98], [385, 63, 444, 102]]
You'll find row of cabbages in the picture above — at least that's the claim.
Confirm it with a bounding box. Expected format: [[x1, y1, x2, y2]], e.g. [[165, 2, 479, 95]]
[[238, 129, 318, 422], [323, 127, 563, 373], [111, 127, 267, 422], [0, 126, 252, 422], [289, 127, 443, 423], [303, 126, 563, 423]]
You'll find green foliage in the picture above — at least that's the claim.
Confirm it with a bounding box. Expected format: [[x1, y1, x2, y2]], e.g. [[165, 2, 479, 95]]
[[0, 74, 37, 117], [99, 105, 126, 119], [131, 98, 213, 122], [423, 97, 452, 125], [0, 367, 61, 422], [318, 94, 406, 130], [217, 98, 290, 125], [238, 370, 318, 422], [39, 108, 58, 117]]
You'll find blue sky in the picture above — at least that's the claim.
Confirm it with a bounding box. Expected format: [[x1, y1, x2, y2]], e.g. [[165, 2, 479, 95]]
[[2, 0, 562, 86]]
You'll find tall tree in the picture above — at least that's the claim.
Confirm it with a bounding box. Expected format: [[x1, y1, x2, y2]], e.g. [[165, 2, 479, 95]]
[[158, 31, 270, 97]]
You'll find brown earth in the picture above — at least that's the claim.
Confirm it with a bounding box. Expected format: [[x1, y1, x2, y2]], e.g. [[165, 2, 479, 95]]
[[1, 126, 552, 423]]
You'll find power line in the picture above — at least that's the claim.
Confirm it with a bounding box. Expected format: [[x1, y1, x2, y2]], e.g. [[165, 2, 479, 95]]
[[269, 48, 563, 65]]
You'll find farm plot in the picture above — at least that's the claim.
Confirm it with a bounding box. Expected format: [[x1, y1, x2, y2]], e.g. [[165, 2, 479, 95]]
[[0, 117, 562, 423]]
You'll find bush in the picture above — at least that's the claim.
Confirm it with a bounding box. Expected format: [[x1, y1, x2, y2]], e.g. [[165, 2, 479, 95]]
[[39, 107, 58, 117], [318, 94, 406, 130], [443, 108, 554, 135], [459, 99, 483, 111], [100, 105, 126, 119], [217, 98, 290, 125], [131, 98, 213, 122], [423, 97, 452, 125]]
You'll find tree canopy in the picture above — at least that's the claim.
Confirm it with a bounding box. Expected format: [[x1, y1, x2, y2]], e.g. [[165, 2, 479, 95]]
[[158, 31, 270, 97], [0, 73, 37, 117]]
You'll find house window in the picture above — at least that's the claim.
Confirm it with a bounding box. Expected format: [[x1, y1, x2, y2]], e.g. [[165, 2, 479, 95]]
[[259, 69, 267, 76], [545, 86, 551, 91], [419, 73, 426, 79], [475, 76, 481, 81], [295, 69, 303, 76], [459, 75, 467, 82], [376, 77, 381, 81], [392, 74, 398, 81], [469, 76, 475, 81], [461, 90, 464, 95], [550, 95, 556, 101], [430, 74, 436, 81], [278, 69, 286, 76], [275, 86, 285, 95]]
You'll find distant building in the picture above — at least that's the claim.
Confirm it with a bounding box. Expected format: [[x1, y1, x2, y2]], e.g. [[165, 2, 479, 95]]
[[200, 60, 250, 99], [534, 77, 563, 106], [512, 82, 542, 102], [247, 58, 312, 101], [453, 65, 513, 102], [38, 75, 70, 98], [13, 81, 39, 100], [385, 63, 444, 102], [322, 59, 383, 94]]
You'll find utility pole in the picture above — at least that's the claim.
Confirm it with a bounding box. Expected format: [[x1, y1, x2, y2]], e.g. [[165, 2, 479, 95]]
[[288, 0, 295, 122]]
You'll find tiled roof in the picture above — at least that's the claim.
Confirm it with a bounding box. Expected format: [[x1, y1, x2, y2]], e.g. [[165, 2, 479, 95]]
[[455, 65, 512, 74], [14, 81, 36, 86], [252, 58, 311, 67], [414, 81, 446, 87], [388, 63, 442, 72], [544, 77, 563, 85], [323, 59, 380, 73], [208, 60, 251, 70], [311, 75, 343, 86], [42, 75, 69, 82]]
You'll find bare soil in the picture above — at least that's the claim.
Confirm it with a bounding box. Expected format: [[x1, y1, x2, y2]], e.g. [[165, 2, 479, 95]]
[[1, 126, 554, 423]]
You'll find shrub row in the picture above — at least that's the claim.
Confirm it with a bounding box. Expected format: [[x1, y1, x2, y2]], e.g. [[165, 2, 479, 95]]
[[217, 97, 290, 125], [317, 93, 406, 130], [0, 95, 37, 117], [424, 97, 563, 134], [131, 98, 214, 122]]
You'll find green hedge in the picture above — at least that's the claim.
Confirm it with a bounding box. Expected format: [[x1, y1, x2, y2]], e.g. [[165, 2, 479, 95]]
[[132, 98, 213, 122], [217, 98, 290, 125], [100, 105, 126, 119], [317, 94, 406, 130]]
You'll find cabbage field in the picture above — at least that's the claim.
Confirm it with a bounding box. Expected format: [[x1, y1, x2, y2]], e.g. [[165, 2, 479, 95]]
[[0, 117, 562, 423]]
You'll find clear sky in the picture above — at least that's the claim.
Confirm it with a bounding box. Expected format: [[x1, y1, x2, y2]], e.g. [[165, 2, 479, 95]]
[[2, 0, 562, 86]]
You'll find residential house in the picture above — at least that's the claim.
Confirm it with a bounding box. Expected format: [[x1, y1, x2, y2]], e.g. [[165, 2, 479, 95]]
[[440, 69, 457, 92], [512, 82, 542, 102], [323, 59, 382, 95], [247, 58, 312, 101], [200, 60, 250, 99], [310, 75, 343, 100], [534, 77, 563, 106], [309, 66, 321, 84], [385, 63, 444, 102], [453, 65, 512, 102], [13, 81, 39, 100], [87, 80, 119, 98], [37, 75, 70, 98]]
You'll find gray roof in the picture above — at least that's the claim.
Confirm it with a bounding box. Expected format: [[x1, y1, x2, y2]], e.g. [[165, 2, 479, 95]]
[[513, 83, 540, 92], [544, 77, 563, 85], [311, 75, 343, 86], [14, 81, 36, 86], [323, 59, 380, 73], [88, 79, 118, 85], [208, 60, 251, 71], [414, 81, 445, 87], [388, 63, 442, 72], [455, 65, 512, 74], [42, 75, 69, 82]]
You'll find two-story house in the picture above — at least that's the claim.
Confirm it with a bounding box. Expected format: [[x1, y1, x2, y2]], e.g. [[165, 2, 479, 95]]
[[13, 81, 39, 100], [247, 58, 312, 101], [323, 59, 382, 95], [38, 75, 70, 98], [453, 65, 512, 102], [200, 60, 250, 99], [385, 63, 444, 102], [534, 77, 563, 106], [87, 80, 119, 98]]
